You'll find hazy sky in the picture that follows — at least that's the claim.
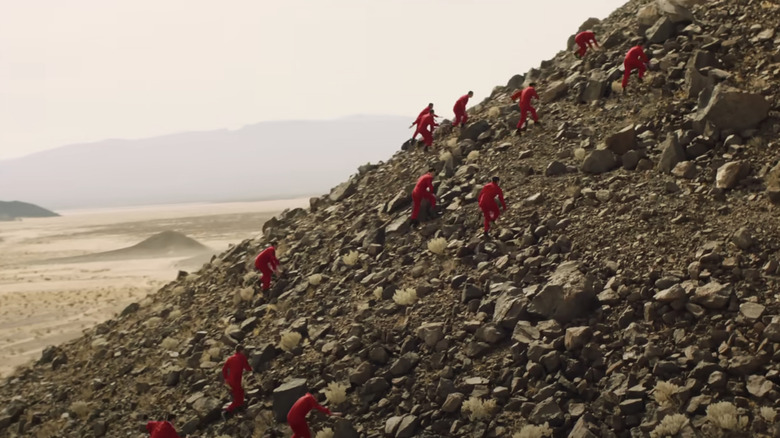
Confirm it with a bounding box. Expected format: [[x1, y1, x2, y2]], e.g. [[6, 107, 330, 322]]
[[0, 0, 626, 160]]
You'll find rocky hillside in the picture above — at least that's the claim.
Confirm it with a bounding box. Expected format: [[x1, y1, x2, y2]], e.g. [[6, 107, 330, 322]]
[[0, 200, 58, 221], [3, 0, 780, 437]]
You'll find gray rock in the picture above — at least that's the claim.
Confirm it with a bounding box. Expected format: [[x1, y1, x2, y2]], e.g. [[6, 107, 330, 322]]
[[732, 227, 754, 250], [462, 284, 483, 303], [476, 323, 506, 344], [416, 322, 445, 348], [442, 393, 465, 413], [605, 125, 637, 155], [739, 302, 765, 321], [191, 396, 221, 421], [622, 150, 642, 170], [655, 285, 686, 302], [528, 262, 596, 323], [657, 133, 686, 173], [272, 378, 308, 422], [333, 419, 360, 438], [695, 85, 770, 131], [582, 149, 618, 174], [692, 282, 731, 309], [763, 320, 780, 342], [530, 399, 564, 426], [459, 121, 491, 142], [564, 327, 592, 350], [542, 80, 568, 101], [716, 161, 749, 189], [656, 0, 693, 23], [545, 161, 567, 176], [579, 72, 608, 102], [329, 178, 357, 202], [646, 15, 675, 43], [395, 415, 419, 438], [671, 161, 697, 179], [389, 353, 419, 376], [349, 362, 374, 386]]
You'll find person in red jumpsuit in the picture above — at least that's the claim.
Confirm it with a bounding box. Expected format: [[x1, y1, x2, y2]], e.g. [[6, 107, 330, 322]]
[[254, 244, 280, 291], [574, 31, 599, 58], [412, 110, 438, 151], [287, 392, 342, 438], [410, 103, 438, 129], [146, 418, 180, 438], [222, 344, 253, 417], [478, 176, 507, 238], [622, 45, 649, 90], [452, 91, 473, 128], [410, 168, 437, 227], [510, 83, 540, 132]]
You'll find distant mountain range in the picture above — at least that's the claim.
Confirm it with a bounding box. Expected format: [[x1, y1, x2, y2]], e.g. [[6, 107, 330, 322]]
[[0, 200, 59, 221], [0, 115, 411, 209]]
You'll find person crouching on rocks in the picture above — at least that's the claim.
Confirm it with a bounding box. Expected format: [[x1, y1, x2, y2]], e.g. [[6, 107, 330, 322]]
[[410, 168, 437, 228], [254, 243, 281, 291], [478, 176, 507, 238], [145, 414, 180, 438], [287, 392, 342, 438]]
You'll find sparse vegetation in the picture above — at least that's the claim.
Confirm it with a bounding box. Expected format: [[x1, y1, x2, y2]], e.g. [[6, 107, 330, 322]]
[[760, 406, 777, 423], [342, 250, 359, 266], [160, 337, 179, 351], [280, 331, 302, 352], [427, 237, 447, 255], [467, 150, 479, 162], [393, 288, 418, 306], [323, 382, 348, 405], [513, 423, 553, 438], [315, 428, 334, 438], [461, 397, 497, 421], [252, 410, 275, 438], [239, 287, 254, 301], [650, 414, 688, 438], [373, 286, 383, 301], [653, 381, 680, 408], [144, 317, 163, 327], [706, 401, 748, 431], [308, 274, 323, 286], [69, 401, 91, 419]]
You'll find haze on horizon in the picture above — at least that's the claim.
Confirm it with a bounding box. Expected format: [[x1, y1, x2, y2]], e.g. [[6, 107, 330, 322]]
[[1, 0, 626, 161]]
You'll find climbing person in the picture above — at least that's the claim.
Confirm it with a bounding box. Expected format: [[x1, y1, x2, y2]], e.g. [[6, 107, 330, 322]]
[[452, 91, 474, 128], [510, 83, 540, 133], [574, 31, 599, 58], [478, 176, 507, 238], [287, 392, 342, 438], [410, 103, 438, 130], [146, 415, 180, 438], [413, 110, 438, 151], [410, 168, 437, 228], [221, 344, 253, 418], [254, 244, 280, 291], [622, 44, 649, 90]]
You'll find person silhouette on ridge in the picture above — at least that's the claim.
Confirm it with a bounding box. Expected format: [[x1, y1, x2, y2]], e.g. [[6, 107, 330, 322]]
[[254, 244, 280, 291], [574, 31, 599, 58], [287, 392, 342, 438], [452, 91, 473, 128], [511, 83, 540, 133], [478, 176, 506, 238]]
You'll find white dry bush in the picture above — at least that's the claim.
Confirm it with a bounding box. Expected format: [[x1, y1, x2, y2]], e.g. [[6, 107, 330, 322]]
[[760, 406, 777, 424], [393, 288, 418, 306], [160, 337, 179, 351], [461, 397, 497, 421], [168, 308, 182, 319], [467, 150, 480, 162], [653, 381, 680, 408], [243, 271, 258, 285], [439, 150, 453, 162], [706, 401, 749, 431], [427, 237, 448, 255], [650, 414, 688, 438], [69, 401, 91, 419], [342, 250, 359, 267], [279, 331, 302, 352], [373, 287, 383, 301], [315, 428, 334, 438], [309, 274, 323, 286], [323, 382, 348, 405], [513, 422, 553, 438], [144, 317, 163, 328], [239, 287, 255, 301], [207, 347, 222, 361]]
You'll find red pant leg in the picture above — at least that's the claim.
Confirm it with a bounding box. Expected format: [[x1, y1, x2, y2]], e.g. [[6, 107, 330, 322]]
[[259, 267, 272, 291], [420, 130, 433, 146], [621, 61, 632, 88], [529, 106, 538, 122], [577, 43, 587, 57], [290, 419, 311, 438], [637, 62, 646, 79], [226, 382, 244, 412], [453, 111, 463, 127], [517, 106, 528, 129], [480, 204, 500, 231], [411, 191, 422, 220]]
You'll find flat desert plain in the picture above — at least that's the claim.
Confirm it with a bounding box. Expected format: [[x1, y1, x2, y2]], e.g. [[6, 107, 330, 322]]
[[0, 198, 308, 377]]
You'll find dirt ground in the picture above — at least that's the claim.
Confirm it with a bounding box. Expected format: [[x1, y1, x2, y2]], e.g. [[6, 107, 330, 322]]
[[0, 198, 308, 377]]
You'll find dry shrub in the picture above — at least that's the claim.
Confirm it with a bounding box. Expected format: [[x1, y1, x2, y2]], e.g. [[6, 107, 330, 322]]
[[239, 287, 254, 301], [315, 428, 334, 438], [706, 401, 748, 431], [439, 150, 453, 162], [309, 274, 323, 286], [373, 287, 383, 301], [207, 346, 222, 360], [461, 397, 496, 421], [513, 423, 553, 438], [69, 401, 91, 419], [160, 337, 179, 351], [653, 381, 680, 408], [323, 382, 348, 405], [168, 308, 182, 319], [760, 406, 777, 423], [467, 150, 479, 162], [144, 317, 162, 328], [243, 271, 258, 285], [280, 331, 302, 352], [342, 250, 359, 267], [171, 286, 186, 295], [393, 288, 418, 306], [650, 414, 688, 438], [427, 237, 447, 255]]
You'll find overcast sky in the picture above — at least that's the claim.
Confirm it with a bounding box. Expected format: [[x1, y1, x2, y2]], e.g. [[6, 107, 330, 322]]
[[0, 0, 626, 160]]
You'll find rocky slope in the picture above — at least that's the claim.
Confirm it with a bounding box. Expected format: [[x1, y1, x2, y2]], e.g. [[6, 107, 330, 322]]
[[3, 0, 780, 437]]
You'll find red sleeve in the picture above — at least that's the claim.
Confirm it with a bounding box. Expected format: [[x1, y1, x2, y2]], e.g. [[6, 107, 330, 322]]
[[531, 88, 539, 100], [147, 421, 160, 433], [243, 355, 252, 372], [510, 90, 522, 101], [312, 400, 332, 416]]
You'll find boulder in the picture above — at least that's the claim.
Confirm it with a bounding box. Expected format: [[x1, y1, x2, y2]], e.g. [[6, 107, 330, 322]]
[[657, 133, 686, 173], [579, 72, 608, 102], [692, 282, 731, 310], [528, 262, 596, 323], [459, 121, 491, 142], [656, 0, 693, 23], [582, 149, 617, 174], [604, 125, 636, 155], [416, 323, 445, 348], [695, 85, 770, 131], [542, 80, 568, 101], [715, 161, 749, 189], [564, 327, 593, 350], [329, 178, 357, 202], [272, 378, 308, 422], [646, 16, 675, 43]]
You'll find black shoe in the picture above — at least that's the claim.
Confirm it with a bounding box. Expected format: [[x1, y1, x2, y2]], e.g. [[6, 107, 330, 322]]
[[410, 219, 419, 228], [221, 410, 229, 421], [483, 231, 489, 239]]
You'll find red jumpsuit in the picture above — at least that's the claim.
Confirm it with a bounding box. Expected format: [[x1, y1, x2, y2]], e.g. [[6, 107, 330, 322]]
[[412, 106, 437, 127], [478, 182, 506, 232], [146, 421, 180, 438], [222, 351, 252, 412], [452, 94, 470, 127], [287, 393, 332, 438], [622, 45, 648, 89], [411, 172, 436, 221], [415, 113, 438, 147], [575, 31, 598, 57], [254, 246, 280, 291], [511, 86, 539, 130]]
